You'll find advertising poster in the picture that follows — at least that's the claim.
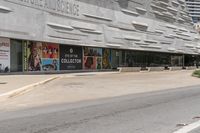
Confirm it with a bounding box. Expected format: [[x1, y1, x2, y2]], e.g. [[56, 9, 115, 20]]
[[23, 42, 60, 72], [0, 38, 10, 73], [42, 43, 59, 71], [84, 47, 102, 69], [102, 48, 111, 69], [60, 45, 83, 70], [23, 41, 42, 71], [42, 43, 59, 59], [42, 59, 59, 71]]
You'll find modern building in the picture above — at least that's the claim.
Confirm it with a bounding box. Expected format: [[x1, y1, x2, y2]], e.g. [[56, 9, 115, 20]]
[[0, 0, 199, 73], [186, 0, 200, 23]]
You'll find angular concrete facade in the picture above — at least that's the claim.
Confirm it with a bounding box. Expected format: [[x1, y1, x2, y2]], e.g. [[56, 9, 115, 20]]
[[0, 0, 200, 73], [0, 0, 199, 54]]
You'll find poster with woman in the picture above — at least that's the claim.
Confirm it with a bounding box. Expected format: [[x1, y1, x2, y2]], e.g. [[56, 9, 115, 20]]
[[23, 41, 60, 72], [102, 48, 111, 69], [26, 41, 42, 71]]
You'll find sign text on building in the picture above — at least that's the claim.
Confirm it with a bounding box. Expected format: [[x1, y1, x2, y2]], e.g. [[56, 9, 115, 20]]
[[6, 0, 79, 16]]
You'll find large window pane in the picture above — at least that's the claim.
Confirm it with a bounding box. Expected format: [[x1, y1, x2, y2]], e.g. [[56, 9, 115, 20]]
[[10, 40, 22, 72]]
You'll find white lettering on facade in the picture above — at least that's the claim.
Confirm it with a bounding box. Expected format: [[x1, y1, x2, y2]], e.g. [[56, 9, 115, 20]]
[[7, 0, 80, 16]]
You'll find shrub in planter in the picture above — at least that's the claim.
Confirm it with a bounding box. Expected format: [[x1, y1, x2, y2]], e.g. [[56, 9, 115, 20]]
[[192, 70, 200, 78]]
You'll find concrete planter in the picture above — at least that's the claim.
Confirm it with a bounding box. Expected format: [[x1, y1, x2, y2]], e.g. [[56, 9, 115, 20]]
[[118, 67, 141, 72], [169, 67, 183, 71], [148, 67, 165, 72], [186, 66, 197, 70]]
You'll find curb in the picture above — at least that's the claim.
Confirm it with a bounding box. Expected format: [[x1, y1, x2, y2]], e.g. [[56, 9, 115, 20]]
[[0, 76, 59, 100]]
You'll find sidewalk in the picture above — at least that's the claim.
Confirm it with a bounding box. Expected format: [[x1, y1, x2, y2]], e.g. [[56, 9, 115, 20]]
[[0, 75, 59, 95], [0, 70, 200, 111], [0, 72, 119, 98]]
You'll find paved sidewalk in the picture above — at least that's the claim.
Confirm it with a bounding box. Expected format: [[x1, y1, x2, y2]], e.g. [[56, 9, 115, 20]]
[[0, 75, 58, 94], [0, 70, 200, 111], [0, 72, 119, 97]]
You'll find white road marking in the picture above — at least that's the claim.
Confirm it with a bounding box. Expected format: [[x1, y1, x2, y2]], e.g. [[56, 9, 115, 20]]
[[173, 120, 200, 133]]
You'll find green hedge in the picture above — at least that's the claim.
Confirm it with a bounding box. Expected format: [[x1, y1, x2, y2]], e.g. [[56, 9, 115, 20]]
[[193, 70, 200, 78]]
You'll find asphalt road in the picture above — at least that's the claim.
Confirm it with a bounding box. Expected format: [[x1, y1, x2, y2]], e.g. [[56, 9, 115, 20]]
[[190, 128, 200, 133], [1, 85, 200, 133]]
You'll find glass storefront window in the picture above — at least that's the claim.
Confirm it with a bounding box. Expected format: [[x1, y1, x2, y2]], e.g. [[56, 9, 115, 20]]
[[7, 40, 198, 72], [111, 50, 126, 69], [171, 55, 183, 66], [148, 53, 171, 67], [124, 51, 172, 67], [184, 55, 196, 66], [111, 50, 118, 69], [10, 40, 22, 72], [119, 50, 126, 67]]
